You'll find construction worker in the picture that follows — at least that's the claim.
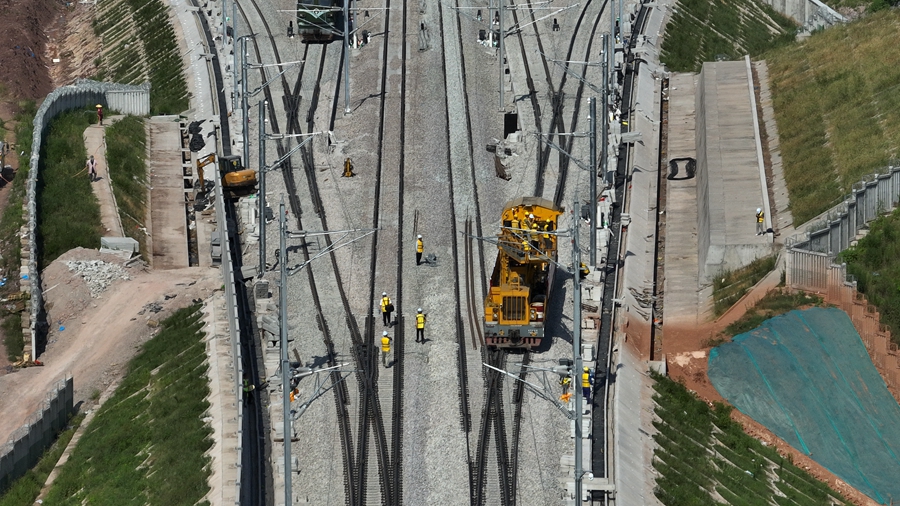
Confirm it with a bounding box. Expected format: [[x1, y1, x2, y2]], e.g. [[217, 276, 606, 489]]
[[416, 234, 424, 265], [86, 155, 97, 182], [415, 308, 427, 343], [580, 263, 590, 280], [381, 331, 392, 366], [381, 292, 393, 327], [95, 104, 103, 125], [582, 367, 593, 404], [755, 208, 765, 235], [543, 221, 553, 250], [560, 374, 573, 403]]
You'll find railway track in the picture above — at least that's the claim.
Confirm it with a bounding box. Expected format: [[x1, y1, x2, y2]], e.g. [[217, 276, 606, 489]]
[[231, 2, 368, 505]]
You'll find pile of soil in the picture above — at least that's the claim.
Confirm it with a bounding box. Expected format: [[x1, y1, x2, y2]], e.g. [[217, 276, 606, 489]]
[[0, 0, 59, 102]]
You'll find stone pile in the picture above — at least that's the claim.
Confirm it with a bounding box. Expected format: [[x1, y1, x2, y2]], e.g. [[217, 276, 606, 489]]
[[64, 260, 131, 298]]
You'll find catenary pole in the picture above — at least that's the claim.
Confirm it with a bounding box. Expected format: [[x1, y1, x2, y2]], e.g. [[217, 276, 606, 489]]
[[344, 0, 351, 114], [242, 36, 250, 167], [590, 97, 597, 266], [499, 0, 505, 111], [279, 199, 292, 504], [232, 3, 238, 111], [573, 209, 585, 504], [259, 100, 266, 276], [602, 35, 609, 186]]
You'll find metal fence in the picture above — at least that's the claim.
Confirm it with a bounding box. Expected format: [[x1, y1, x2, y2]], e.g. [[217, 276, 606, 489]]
[[25, 80, 150, 360], [785, 164, 900, 256], [0, 376, 74, 492]]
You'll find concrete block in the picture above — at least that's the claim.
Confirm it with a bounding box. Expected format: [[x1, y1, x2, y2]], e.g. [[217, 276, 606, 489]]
[[581, 319, 595, 330], [583, 344, 596, 362]]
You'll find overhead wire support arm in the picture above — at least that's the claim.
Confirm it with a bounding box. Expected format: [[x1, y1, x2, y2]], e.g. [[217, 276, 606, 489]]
[[540, 51, 603, 94], [262, 131, 330, 173], [285, 228, 378, 276], [535, 132, 592, 172], [483, 363, 576, 420], [290, 363, 356, 420], [248, 61, 303, 97], [505, 4, 578, 35]]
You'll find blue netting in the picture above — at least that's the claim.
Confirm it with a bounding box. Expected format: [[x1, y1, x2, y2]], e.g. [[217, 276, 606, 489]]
[[708, 307, 900, 504]]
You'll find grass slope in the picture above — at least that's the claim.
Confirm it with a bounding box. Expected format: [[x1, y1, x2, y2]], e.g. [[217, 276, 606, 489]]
[[652, 373, 851, 506], [766, 10, 900, 224], [43, 305, 213, 505], [105, 116, 149, 257], [36, 109, 102, 270], [92, 0, 189, 114], [660, 0, 796, 73]]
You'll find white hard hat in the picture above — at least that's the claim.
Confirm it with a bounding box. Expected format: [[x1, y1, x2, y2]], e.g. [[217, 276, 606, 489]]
[[417, 308, 423, 313], [756, 208, 761, 213], [382, 292, 387, 296], [417, 234, 422, 239], [383, 331, 388, 336], [529, 213, 535, 219]]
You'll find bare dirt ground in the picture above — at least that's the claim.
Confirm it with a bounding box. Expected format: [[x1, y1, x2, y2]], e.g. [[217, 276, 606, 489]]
[[0, 248, 221, 441]]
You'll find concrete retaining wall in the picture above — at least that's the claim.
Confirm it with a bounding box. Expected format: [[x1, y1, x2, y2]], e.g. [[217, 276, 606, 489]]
[[761, 0, 845, 31], [25, 80, 150, 360], [0, 377, 74, 493]]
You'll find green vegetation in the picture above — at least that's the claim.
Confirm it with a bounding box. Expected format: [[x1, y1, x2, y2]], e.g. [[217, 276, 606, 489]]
[[0, 103, 36, 361], [660, 0, 796, 73], [43, 305, 212, 505], [105, 116, 149, 258], [819, 0, 898, 13], [767, 10, 900, 224], [722, 289, 822, 337], [0, 414, 84, 505], [712, 255, 777, 316], [36, 109, 102, 269], [839, 208, 900, 344], [92, 0, 188, 114], [651, 372, 850, 505]]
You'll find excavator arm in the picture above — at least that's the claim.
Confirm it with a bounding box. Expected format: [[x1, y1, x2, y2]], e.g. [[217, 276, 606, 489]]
[[196, 153, 217, 186]]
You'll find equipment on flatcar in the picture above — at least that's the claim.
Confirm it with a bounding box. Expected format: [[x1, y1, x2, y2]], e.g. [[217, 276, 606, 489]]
[[483, 197, 563, 349]]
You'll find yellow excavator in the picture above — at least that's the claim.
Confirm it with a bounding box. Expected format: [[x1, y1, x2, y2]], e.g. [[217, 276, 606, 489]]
[[194, 154, 257, 204]]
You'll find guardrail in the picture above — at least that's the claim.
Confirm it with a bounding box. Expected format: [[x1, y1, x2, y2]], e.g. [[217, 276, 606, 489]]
[[25, 80, 150, 361]]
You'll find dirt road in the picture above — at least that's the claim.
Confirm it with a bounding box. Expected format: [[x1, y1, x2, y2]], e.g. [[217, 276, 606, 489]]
[[0, 248, 220, 442]]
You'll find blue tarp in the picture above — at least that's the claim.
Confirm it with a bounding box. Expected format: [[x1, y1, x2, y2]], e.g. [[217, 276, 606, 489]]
[[708, 307, 900, 504]]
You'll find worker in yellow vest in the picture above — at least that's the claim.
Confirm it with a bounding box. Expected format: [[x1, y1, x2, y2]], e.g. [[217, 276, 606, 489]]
[[582, 367, 592, 404], [756, 208, 765, 235], [416, 234, 424, 265], [381, 331, 392, 366], [415, 308, 427, 343], [381, 292, 393, 327]]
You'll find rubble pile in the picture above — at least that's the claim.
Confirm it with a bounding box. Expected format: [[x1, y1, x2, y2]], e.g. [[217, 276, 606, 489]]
[[65, 260, 131, 298]]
